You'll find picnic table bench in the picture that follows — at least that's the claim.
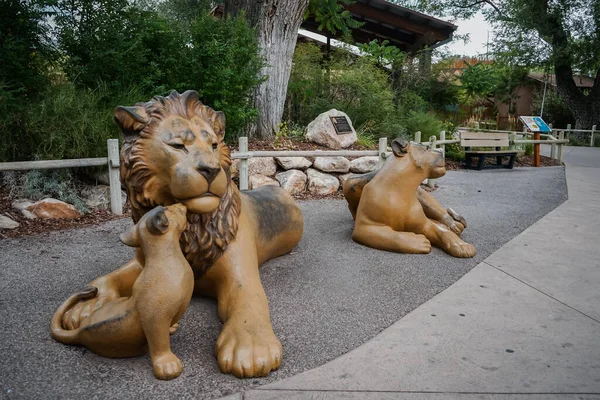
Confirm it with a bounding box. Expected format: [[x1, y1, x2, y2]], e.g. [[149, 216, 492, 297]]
[[460, 131, 518, 170]]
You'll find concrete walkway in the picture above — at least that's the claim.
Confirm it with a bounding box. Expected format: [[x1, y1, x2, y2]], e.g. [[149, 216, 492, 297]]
[[229, 146, 600, 400]]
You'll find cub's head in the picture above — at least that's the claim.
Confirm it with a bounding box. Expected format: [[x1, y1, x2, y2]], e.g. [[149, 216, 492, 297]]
[[119, 203, 188, 248], [114, 90, 231, 218], [391, 138, 446, 179]]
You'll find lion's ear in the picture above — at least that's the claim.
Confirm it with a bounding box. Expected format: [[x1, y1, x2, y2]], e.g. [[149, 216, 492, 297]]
[[119, 225, 140, 247], [391, 138, 410, 157], [114, 106, 148, 136], [210, 111, 226, 139]]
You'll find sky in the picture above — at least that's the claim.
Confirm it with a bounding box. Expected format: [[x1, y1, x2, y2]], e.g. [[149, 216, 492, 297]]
[[442, 12, 495, 57]]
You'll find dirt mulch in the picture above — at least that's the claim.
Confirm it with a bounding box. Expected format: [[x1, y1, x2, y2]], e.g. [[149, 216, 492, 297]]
[[0, 188, 130, 239], [232, 138, 374, 153]]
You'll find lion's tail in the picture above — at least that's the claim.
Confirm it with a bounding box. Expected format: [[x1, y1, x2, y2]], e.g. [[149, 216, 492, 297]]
[[50, 287, 98, 344]]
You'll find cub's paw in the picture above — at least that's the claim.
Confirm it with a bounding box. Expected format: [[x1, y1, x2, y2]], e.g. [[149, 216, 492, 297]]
[[449, 241, 476, 258], [408, 233, 432, 254], [152, 353, 183, 380], [447, 208, 467, 233], [216, 318, 282, 378], [169, 322, 180, 335]]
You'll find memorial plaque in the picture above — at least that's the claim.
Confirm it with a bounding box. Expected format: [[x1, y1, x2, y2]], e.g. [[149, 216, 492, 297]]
[[330, 116, 353, 135]]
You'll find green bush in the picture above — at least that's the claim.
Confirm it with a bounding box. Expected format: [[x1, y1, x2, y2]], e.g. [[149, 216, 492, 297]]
[[286, 43, 405, 139], [0, 83, 145, 162], [2, 170, 87, 212], [403, 111, 443, 142]]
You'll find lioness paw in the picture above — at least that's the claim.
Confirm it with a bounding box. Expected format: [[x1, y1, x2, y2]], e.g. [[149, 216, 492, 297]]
[[411, 233, 432, 254], [152, 353, 183, 380], [216, 320, 282, 378]]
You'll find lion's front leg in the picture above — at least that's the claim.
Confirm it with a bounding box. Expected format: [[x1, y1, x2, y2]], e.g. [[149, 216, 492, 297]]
[[417, 187, 466, 235], [200, 231, 281, 378]]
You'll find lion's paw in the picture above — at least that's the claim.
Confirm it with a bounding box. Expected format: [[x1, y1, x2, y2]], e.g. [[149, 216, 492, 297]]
[[152, 352, 183, 380], [169, 322, 179, 335], [449, 241, 476, 258], [215, 319, 282, 378]]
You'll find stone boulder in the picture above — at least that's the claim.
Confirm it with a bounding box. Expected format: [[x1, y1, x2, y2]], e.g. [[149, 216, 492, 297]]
[[0, 214, 19, 230], [307, 168, 340, 195], [12, 200, 37, 219], [248, 157, 277, 177], [26, 198, 81, 219], [337, 173, 354, 187], [276, 170, 307, 195], [275, 156, 312, 171], [349, 156, 380, 173], [306, 109, 357, 149], [249, 174, 279, 190], [81, 185, 127, 210], [313, 157, 350, 173]]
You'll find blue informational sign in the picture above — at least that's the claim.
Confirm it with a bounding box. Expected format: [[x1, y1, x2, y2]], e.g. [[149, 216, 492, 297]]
[[519, 116, 552, 133]]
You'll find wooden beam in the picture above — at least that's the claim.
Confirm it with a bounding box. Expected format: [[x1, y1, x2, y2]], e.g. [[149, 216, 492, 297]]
[[346, 3, 448, 41]]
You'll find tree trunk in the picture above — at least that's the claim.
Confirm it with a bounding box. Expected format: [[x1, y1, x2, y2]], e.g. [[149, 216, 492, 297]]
[[224, 0, 309, 139]]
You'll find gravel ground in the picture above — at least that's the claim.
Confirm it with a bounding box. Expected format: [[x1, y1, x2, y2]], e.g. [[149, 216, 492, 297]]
[[0, 167, 567, 400]]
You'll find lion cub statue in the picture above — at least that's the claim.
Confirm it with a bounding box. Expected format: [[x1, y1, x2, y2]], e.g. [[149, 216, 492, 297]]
[[52, 204, 192, 380], [54, 90, 304, 378], [343, 138, 476, 258]]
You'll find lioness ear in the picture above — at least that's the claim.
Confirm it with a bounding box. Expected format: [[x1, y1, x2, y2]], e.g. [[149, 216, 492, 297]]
[[114, 106, 148, 136], [391, 138, 410, 157], [119, 225, 140, 247], [210, 111, 226, 138], [146, 207, 170, 235]]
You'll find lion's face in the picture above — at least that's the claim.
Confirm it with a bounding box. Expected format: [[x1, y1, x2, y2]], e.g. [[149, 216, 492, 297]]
[[143, 114, 228, 213], [115, 90, 232, 215], [391, 138, 446, 179]]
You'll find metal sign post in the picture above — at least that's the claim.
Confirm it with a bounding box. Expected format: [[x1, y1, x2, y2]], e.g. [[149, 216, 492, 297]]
[[519, 116, 551, 167]]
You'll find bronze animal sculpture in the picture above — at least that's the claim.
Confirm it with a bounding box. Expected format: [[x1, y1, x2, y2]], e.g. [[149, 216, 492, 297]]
[[51, 204, 192, 380], [54, 90, 304, 378], [343, 138, 476, 258]]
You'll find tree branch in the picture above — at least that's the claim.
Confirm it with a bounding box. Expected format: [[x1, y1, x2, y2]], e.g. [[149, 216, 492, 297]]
[[454, 0, 503, 17]]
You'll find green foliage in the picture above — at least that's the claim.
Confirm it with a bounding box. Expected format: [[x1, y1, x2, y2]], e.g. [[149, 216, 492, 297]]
[[358, 40, 405, 67], [3, 170, 88, 212], [403, 111, 443, 142], [531, 87, 574, 128], [460, 63, 500, 101], [181, 14, 264, 139], [0, 0, 53, 100], [306, 0, 364, 35], [392, 0, 600, 128], [286, 43, 404, 139]]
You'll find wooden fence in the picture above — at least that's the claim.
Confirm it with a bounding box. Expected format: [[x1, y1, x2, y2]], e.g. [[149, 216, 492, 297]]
[[0, 129, 570, 215], [0, 139, 123, 215]]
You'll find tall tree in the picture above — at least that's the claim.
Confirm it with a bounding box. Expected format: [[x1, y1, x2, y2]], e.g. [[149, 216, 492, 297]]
[[224, 0, 310, 138], [392, 0, 600, 129]]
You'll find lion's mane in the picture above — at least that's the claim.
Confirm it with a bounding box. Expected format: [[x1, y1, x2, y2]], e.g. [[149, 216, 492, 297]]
[[120, 90, 241, 278]]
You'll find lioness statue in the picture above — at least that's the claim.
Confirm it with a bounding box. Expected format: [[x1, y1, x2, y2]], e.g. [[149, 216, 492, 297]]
[[343, 138, 476, 258], [52, 204, 192, 380], [54, 90, 304, 378]]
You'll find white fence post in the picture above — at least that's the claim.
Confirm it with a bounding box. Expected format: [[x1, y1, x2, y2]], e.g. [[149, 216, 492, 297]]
[[590, 125, 596, 147], [427, 136, 437, 188], [239, 136, 249, 190], [566, 124, 571, 142], [107, 139, 123, 215], [439, 130, 446, 157], [414, 131, 422, 144], [378, 137, 387, 168], [558, 131, 564, 163]]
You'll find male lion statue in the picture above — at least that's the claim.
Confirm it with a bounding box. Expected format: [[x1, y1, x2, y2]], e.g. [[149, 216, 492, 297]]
[[343, 138, 475, 258], [55, 90, 304, 378]]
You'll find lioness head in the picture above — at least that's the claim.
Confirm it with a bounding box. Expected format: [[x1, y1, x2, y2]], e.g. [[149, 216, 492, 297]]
[[391, 138, 446, 179], [114, 90, 231, 216]]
